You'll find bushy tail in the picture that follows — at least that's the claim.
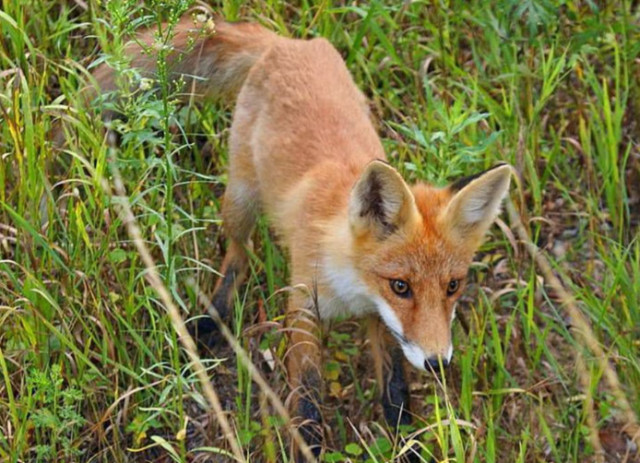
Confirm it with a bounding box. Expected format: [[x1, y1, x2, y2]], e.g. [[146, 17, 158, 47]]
[[49, 14, 276, 147], [92, 14, 278, 103]]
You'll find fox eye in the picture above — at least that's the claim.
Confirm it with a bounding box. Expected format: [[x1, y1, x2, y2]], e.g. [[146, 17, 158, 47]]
[[447, 279, 460, 296], [390, 279, 411, 298]]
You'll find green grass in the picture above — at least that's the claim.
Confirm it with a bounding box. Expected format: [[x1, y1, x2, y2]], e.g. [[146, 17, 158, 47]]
[[1, 0, 639, 461]]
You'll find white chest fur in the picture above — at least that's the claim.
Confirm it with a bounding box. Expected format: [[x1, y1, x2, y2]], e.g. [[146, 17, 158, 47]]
[[318, 258, 376, 320]]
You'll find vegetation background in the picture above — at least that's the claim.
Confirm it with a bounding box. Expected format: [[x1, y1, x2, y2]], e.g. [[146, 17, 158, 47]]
[[1, 0, 639, 461]]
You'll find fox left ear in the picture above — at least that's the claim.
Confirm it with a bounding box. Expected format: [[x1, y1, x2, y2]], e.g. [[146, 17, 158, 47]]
[[442, 164, 512, 245], [349, 160, 419, 239]]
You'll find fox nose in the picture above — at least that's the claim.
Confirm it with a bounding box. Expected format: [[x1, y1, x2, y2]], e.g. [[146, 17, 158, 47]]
[[425, 357, 450, 375]]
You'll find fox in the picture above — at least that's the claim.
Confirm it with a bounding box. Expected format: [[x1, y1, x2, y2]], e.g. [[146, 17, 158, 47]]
[[86, 11, 512, 461]]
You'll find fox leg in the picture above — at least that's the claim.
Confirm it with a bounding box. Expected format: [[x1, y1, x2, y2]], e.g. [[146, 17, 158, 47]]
[[369, 317, 423, 463], [369, 317, 412, 427], [286, 292, 324, 461], [213, 180, 258, 312], [191, 156, 259, 349]]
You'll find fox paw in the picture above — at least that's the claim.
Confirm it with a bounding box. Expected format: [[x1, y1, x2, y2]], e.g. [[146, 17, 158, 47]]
[[187, 316, 221, 351], [298, 400, 323, 459], [398, 444, 425, 463]]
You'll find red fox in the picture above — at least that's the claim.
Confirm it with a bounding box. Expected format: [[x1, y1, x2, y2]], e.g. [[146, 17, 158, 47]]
[[89, 12, 512, 461]]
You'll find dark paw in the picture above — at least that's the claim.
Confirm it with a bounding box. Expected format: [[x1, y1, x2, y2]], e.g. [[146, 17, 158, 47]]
[[296, 375, 323, 462], [383, 401, 412, 429], [382, 381, 412, 430], [187, 315, 220, 351], [298, 402, 323, 459], [397, 442, 425, 463], [295, 429, 322, 463]]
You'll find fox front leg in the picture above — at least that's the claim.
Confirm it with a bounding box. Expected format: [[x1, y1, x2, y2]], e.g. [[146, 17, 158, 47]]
[[369, 317, 423, 463], [287, 294, 324, 461], [382, 347, 412, 428], [369, 317, 412, 426]]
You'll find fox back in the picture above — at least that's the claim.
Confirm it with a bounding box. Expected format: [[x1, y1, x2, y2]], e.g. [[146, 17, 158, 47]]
[[91, 12, 511, 369]]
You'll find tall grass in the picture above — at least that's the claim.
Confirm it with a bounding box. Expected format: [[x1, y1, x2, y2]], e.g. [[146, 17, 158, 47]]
[[1, 0, 639, 462]]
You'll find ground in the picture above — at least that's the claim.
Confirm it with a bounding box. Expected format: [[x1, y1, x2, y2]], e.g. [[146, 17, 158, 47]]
[[0, 0, 639, 462]]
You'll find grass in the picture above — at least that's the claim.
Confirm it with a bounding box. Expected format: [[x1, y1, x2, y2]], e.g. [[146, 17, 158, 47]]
[[1, 0, 639, 461]]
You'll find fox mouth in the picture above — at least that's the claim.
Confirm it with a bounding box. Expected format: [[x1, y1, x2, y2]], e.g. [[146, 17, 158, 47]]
[[380, 324, 429, 371], [400, 341, 430, 371], [382, 322, 452, 373]]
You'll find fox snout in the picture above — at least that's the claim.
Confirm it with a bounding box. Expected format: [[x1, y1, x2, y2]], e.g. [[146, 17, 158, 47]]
[[373, 292, 455, 374], [399, 339, 453, 374], [424, 346, 453, 376]]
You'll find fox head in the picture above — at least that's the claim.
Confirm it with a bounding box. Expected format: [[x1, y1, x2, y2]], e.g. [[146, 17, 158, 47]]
[[348, 161, 512, 372]]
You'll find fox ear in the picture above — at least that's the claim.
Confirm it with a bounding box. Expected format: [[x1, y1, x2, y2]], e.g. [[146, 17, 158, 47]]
[[349, 161, 419, 239], [443, 164, 512, 244]]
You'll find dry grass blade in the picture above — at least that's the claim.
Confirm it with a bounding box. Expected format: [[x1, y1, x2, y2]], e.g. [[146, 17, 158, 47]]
[[105, 155, 245, 462], [186, 279, 318, 463], [105, 154, 317, 462]]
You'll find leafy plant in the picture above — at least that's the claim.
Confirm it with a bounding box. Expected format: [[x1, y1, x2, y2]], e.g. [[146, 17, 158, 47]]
[[27, 365, 86, 461]]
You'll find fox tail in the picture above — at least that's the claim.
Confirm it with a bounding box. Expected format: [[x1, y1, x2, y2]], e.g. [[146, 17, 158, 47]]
[[49, 14, 276, 146], [92, 14, 277, 103]]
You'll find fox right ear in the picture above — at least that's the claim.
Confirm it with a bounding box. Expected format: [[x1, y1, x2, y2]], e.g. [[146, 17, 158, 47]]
[[442, 163, 512, 247], [349, 161, 419, 239]]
